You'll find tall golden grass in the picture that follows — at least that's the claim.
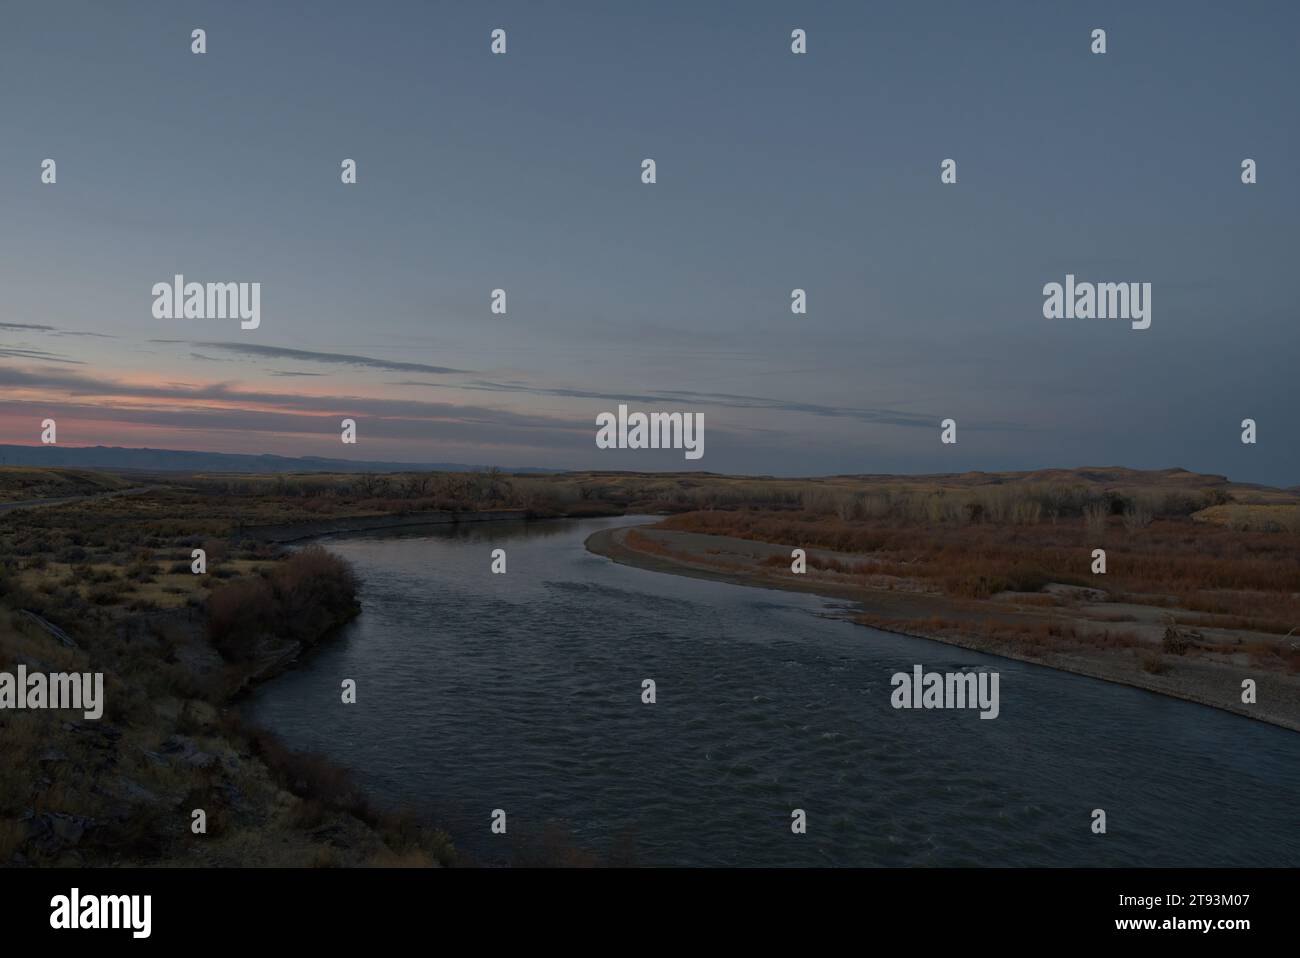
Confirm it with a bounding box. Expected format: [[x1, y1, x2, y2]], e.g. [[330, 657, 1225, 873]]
[[656, 509, 1300, 628]]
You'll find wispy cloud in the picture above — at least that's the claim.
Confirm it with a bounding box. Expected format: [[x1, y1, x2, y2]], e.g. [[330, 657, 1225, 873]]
[[153, 341, 471, 375], [1, 321, 114, 339], [0, 347, 86, 365], [0, 322, 56, 332], [0, 365, 584, 432], [388, 378, 1021, 431]]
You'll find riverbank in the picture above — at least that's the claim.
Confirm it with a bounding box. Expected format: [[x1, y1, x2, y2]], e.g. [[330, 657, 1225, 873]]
[[586, 524, 1300, 732], [0, 467, 640, 866], [240, 509, 532, 543], [0, 493, 457, 866]]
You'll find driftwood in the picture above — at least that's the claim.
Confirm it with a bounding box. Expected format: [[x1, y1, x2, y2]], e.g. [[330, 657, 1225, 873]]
[[1160, 613, 1206, 655]]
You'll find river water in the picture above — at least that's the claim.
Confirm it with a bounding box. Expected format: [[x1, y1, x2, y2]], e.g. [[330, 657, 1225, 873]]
[[244, 515, 1300, 866]]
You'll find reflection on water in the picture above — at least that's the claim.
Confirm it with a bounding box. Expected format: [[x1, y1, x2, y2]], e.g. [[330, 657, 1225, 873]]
[[245, 516, 1300, 866]]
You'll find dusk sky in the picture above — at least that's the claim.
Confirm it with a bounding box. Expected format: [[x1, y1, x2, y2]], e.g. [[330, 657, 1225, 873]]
[[1, 1, 1296, 483]]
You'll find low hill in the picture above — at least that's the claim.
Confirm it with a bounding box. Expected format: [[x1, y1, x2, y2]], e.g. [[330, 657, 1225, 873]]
[[0, 444, 554, 476]]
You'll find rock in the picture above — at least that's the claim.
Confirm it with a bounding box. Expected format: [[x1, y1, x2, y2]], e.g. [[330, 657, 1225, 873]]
[[183, 751, 217, 770], [160, 733, 218, 769], [1044, 582, 1107, 602], [182, 700, 219, 726], [112, 777, 160, 805], [310, 824, 348, 846], [49, 814, 90, 844], [20, 811, 95, 854], [19, 610, 78, 648], [67, 722, 122, 746], [215, 782, 245, 811], [160, 734, 195, 755]]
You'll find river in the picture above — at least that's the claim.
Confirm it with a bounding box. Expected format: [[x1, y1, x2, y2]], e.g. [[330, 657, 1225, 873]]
[[244, 515, 1300, 866]]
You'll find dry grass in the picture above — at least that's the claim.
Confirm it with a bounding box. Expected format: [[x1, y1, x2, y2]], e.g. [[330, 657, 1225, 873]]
[[0, 466, 129, 503], [1, 464, 1295, 864], [0, 477, 457, 867], [654, 510, 1300, 628], [1195, 503, 1300, 533], [862, 613, 1143, 654]]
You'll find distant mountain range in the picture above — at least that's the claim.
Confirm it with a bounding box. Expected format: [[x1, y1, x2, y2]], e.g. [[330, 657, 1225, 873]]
[[0, 444, 555, 475]]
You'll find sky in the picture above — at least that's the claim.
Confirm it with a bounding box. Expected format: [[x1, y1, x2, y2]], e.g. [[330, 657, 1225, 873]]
[[1, 1, 1296, 483]]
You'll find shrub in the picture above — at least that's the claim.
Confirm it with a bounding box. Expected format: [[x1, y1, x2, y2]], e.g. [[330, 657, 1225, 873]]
[[1161, 625, 1189, 655], [207, 576, 276, 660], [125, 561, 158, 583], [1140, 651, 1169, 674], [1004, 565, 1051, 593], [273, 546, 360, 644], [205, 545, 358, 661], [1084, 501, 1109, 537], [242, 723, 365, 813], [1123, 500, 1154, 531]]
